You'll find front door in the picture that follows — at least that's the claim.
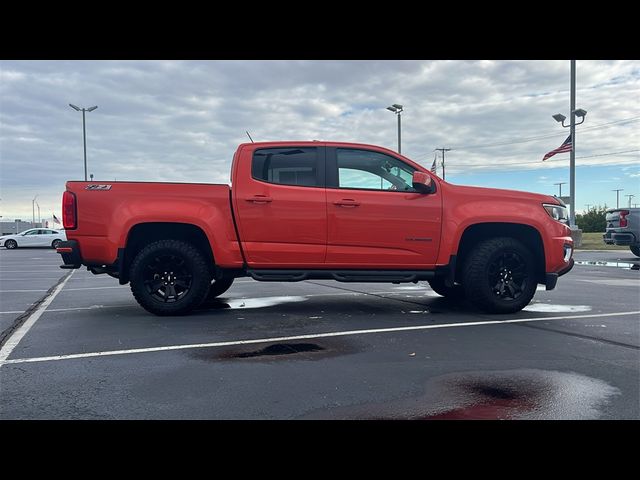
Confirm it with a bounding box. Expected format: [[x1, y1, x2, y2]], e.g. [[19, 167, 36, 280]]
[[233, 146, 327, 267], [325, 147, 441, 268]]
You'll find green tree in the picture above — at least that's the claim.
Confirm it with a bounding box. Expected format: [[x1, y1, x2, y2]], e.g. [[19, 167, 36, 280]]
[[576, 205, 609, 233]]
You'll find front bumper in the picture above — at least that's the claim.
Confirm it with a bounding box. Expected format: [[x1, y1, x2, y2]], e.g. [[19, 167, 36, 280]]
[[57, 240, 82, 269], [545, 258, 574, 291]]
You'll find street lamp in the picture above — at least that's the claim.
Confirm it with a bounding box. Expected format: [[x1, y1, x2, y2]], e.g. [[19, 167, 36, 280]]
[[551, 61, 587, 228], [386, 104, 403, 154], [32, 194, 38, 225], [69, 104, 98, 181]]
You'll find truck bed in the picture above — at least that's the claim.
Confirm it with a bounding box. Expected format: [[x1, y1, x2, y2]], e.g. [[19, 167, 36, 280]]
[[65, 181, 242, 267]]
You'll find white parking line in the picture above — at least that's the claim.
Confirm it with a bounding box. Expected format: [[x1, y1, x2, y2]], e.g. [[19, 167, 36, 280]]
[[1, 310, 637, 366], [0, 289, 48, 293], [0, 271, 74, 363]]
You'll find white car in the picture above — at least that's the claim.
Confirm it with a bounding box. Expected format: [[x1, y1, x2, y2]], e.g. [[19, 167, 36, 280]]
[[0, 228, 67, 249]]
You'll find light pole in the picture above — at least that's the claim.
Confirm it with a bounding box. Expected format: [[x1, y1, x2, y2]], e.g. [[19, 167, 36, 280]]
[[69, 104, 98, 181], [552, 60, 586, 227], [386, 104, 403, 154], [612, 189, 623, 209], [625, 194, 635, 208], [554, 182, 567, 198], [36, 201, 41, 224], [32, 194, 38, 225]]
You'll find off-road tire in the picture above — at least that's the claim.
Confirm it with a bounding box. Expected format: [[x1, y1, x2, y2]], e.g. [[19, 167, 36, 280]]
[[462, 237, 537, 314], [129, 239, 211, 316], [631, 245, 640, 257]]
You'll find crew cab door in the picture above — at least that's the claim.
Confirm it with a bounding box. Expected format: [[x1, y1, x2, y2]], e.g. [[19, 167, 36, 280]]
[[325, 147, 441, 268], [232, 145, 327, 267]]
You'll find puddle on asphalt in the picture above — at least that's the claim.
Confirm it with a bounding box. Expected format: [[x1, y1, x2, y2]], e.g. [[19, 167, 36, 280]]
[[523, 303, 592, 313], [226, 296, 307, 309], [199, 295, 307, 311], [302, 369, 620, 420], [575, 260, 640, 270], [190, 337, 363, 363]]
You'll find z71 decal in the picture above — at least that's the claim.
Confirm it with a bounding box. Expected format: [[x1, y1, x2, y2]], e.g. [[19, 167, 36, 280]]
[[85, 184, 112, 190]]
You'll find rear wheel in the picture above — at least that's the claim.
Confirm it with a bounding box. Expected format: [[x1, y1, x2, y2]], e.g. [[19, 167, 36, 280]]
[[427, 277, 465, 299], [129, 239, 211, 316], [52, 239, 62, 249], [631, 246, 640, 257], [5, 240, 17, 249], [462, 237, 537, 314]]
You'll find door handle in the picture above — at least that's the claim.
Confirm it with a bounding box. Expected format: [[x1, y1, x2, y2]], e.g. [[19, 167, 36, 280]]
[[333, 199, 360, 207], [246, 195, 273, 204]]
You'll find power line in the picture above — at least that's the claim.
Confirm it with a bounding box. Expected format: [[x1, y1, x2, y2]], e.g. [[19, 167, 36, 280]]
[[411, 115, 640, 160], [435, 149, 639, 168]]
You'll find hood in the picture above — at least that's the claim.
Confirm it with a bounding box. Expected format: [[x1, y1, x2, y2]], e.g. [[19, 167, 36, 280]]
[[442, 182, 561, 205]]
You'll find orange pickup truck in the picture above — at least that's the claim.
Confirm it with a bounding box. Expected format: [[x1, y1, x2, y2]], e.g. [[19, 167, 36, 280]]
[[57, 141, 574, 316]]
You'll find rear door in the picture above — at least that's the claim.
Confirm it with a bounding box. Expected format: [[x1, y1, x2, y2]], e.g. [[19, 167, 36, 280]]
[[233, 146, 327, 267], [325, 147, 442, 268]]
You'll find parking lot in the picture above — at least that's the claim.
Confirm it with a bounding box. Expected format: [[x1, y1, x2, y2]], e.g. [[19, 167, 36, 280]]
[[0, 247, 638, 419]]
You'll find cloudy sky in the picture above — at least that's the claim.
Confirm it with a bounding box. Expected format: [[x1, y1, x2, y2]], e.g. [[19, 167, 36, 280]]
[[0, 60, 638, 224]]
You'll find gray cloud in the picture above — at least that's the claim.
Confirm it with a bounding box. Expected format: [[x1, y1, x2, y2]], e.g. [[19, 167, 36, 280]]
[[0, 60, 638, 219]]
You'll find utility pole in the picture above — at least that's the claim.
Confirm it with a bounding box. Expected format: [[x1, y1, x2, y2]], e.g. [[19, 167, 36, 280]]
[[554, 182, 567, 197], [625, 194, 635, 208], [612, 189, 624, 209], [435, 148, 451, 180]]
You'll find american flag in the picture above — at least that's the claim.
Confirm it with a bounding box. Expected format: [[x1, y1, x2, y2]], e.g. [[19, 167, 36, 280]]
[[542, 135, 572, 161], [431, 154, 438, 174]]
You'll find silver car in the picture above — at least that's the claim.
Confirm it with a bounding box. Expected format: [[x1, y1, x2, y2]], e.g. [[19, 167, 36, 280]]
[[0, 228, 67, 249]]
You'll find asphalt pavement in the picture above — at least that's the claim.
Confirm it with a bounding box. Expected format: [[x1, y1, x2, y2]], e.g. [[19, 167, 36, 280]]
[[0, 247, 638, 419]]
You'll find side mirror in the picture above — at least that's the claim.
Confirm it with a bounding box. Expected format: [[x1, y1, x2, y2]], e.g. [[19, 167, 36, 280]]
[[412, 171, 435, 194]]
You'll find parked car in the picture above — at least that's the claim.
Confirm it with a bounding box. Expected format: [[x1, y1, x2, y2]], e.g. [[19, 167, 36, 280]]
[[603, 208, 639, 257], [0, 228, 67, 249]]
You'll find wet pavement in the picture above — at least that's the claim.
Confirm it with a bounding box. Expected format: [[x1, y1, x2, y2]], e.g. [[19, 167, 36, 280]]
[[0, 248, 638, 419]]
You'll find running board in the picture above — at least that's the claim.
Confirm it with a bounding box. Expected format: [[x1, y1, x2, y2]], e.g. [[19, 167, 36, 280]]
[[247, 269, 435, 283]]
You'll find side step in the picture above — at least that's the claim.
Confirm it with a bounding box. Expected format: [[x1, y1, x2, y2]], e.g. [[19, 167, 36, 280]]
[[247, 269, 435, 283]]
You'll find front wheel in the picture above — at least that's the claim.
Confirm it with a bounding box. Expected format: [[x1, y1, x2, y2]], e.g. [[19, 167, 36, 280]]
[[129, 239, 212, 316], [4, 239, 17, 249], [462, 237, 537, 314], [631, 246, 640, 257], [52, 239, 62, 249]]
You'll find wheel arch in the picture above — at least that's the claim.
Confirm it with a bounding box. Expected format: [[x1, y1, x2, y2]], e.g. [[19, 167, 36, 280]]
[[455, 222, 545, 284], [120, 222, 215, 284]]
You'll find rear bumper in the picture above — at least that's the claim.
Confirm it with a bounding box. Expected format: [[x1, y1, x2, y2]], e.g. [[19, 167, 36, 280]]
[[57, 240, 82, 269], [603, 231, 636, 246]]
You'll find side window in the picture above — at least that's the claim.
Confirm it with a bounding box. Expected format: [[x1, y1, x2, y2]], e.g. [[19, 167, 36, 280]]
[[252, 147, 319, 187], [336, 148, 416, 192], [25, 230, 38, 235]]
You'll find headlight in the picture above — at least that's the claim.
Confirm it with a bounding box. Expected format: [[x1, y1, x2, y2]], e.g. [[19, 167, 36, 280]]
[[543, 203, 569, 224]]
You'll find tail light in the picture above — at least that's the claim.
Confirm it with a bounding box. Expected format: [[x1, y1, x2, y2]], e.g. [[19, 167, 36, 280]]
[[619, 210, 629, 228], [62, 191, 77, 229]]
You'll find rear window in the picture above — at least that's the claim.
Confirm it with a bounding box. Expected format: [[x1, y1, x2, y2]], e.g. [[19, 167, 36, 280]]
[[252, 147, 319, 187]]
